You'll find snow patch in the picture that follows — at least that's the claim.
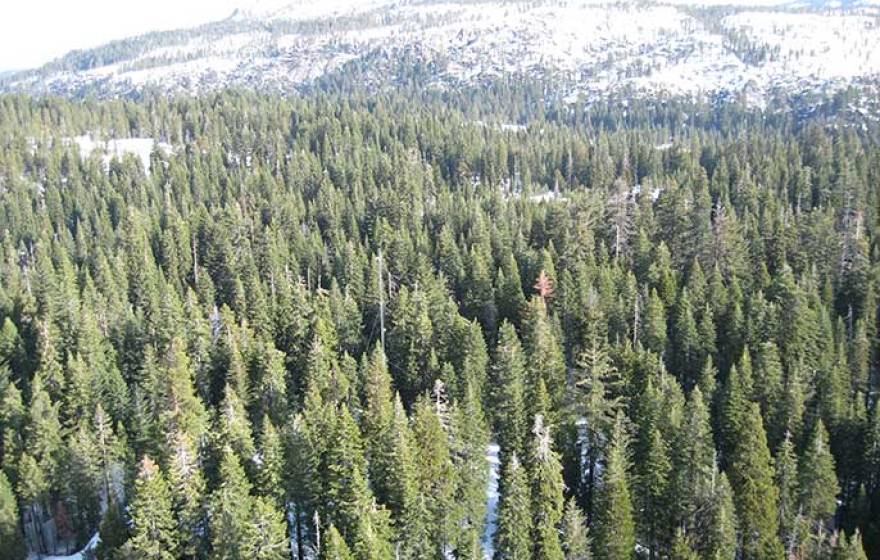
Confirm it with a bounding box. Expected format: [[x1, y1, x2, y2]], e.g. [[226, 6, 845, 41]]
[[28, 533, 100, 560], [482, 443, 500, 559], [66, 135, 173, 175]]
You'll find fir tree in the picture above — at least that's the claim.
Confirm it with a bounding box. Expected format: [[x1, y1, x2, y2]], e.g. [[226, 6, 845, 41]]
[[450, 379, 490, 554], [799, 420, 839, 528], [250, 496, 290, 560], [670, 529, 699, 560], [210, 446, 257, 560], [594, 413, 635, 560], [561, 498, 592, 560], [729, 403, 784, 560], [321, 524, 354, 560], [831, 530, 869, 560], [0, 471, 25, 560], [774, 432, 799, 552], [127, 456, 179, 560], [493, 453, 531, 560], [94, 496, 129, 560], [491, 322, 528, 462], [412, 390, 456, 557], [530, 415, 566, 560]]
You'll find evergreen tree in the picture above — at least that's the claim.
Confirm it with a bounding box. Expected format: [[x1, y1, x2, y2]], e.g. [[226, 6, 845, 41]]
[[127, 456, 179, 560], [257, 417, 285, 509], [493, 453, 531, 560], [831, 530, 869, 560], [491, 322, 528, 462], [412, 389, 456, 557], [799, 420, 839, 528], [321, 524, 355, 560], [0, 471, 24, 560], [699, 471, 738, 560], [167, 429, 207, 559], [94, 496, 129, 560], [729, 403, 784, 560], [450, 379, 490, 554], [670, 529, 699, 560], [594, 413, 636, 560], [530, 415, 566, 560], [561, 498, 592, 560], [774, 432, 799, 552], [250, 496, 290, 560], [210, 446, 257, 560]]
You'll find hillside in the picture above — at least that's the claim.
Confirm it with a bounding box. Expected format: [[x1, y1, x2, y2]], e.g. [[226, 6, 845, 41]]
[[3, 0, 880, 108]]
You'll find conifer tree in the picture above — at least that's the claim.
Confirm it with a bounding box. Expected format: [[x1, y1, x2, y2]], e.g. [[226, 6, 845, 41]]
[[0, 471, 24, 560], [250, 495, 290, 560], [210, 446, 257, 560], [360, 346, 395, 505], [94, 496, 129, 560], [127, 456, 179, 560], [167, 429, 206, 559], [323, 405, 374, 543], [530, 414, 566, 560], [412, 389, 456, 557], [561, 498, 592, 560], [799, 420, 839, 529], [494, 453, 531, 560], [257, 417, 285, 509], [699, 471, 738, 560], [638, 426, 672, 557], [670, 529, 699, 560], [729, 403, 784, 560], [594, 413, 635, 560], [774, 432, 799, 551], [641, 288, 667, 356], [831, 531, 869, 560], [522, 295, 566, 415], [491, 322, 528, 462], [321, 524, 354, 560], [451, 379, 490, 553], [717, 364, 748, 469]]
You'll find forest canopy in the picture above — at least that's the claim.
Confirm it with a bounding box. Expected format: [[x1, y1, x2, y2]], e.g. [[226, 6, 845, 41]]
[[0, 90, 878, 559]]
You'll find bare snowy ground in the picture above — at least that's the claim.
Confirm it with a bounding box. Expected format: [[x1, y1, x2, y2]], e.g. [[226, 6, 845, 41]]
[[64, 135, 173, 175], [27, 533, 100, 560]]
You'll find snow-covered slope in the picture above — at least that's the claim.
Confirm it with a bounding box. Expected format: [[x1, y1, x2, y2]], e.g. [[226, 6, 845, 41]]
[[3, 0, 880, 105]]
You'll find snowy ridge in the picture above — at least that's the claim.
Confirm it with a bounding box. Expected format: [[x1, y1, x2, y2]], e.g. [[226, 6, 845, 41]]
[[3, 0, 880, 106]]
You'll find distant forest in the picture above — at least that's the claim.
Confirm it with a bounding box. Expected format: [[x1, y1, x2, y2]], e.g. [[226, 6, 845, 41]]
[[0, 89, 878, 560]]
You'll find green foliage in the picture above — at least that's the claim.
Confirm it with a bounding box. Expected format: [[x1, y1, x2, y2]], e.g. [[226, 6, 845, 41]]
[[127, 457, 179, 560], [0, 471, 25, 560], [798, 420, 839, 527], [561, 499, 591, 560], [0, 90, 876, 560], [494, 451, 531, 560], [729, 404, 784, 560], [594, 413, 635, 560]]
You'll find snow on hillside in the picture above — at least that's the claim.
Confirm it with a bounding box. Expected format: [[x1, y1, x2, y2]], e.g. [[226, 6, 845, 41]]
[[722, 11, 880, 80], [27, 533, 100, 560], [65, 135, 173, 175], [235, 0, 394, 21], [4, 0, 880, 105]]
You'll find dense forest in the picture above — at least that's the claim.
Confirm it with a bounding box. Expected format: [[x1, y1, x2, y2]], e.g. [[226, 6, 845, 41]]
[[0, 90, 879, 560]]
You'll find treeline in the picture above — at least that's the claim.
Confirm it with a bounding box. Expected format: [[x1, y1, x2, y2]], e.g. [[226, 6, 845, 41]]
[[0, 91, 878, 560]]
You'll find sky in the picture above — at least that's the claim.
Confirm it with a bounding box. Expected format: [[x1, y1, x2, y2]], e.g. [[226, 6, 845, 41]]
[[0, 0, 247, 71]]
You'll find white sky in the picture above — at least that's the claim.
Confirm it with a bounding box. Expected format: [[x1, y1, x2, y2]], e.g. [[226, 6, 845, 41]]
[[0, 0, 247, 70]]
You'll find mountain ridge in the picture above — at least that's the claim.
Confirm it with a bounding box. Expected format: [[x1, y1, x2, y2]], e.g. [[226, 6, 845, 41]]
[[3, 0, 880, 108]]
